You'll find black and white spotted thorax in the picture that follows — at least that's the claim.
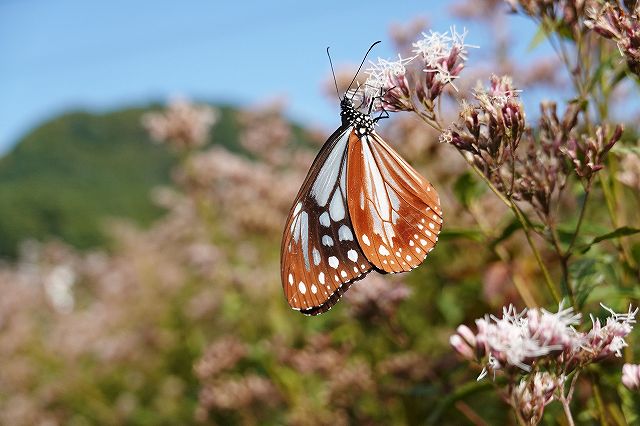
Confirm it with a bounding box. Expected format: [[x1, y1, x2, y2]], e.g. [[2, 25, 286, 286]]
[[340, 98, 374, 136]]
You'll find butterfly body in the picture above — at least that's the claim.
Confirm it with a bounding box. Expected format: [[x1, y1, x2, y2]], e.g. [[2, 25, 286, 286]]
[[281, 98, 442, 315]]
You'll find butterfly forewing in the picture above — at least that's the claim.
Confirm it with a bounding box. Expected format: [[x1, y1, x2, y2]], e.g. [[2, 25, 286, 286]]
[[346, 131, 442, 273], [281, 126, 373, 315]]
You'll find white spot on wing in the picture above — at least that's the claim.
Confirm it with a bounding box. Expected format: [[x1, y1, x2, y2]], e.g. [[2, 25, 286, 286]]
[[318, 272, 325, 284], [322, 235, 334, 247], [312, 247, 321, 266], [288, 274, 293, 285], [338, 225, 353, 241], [362, 234, 371, 246], [310, 130, 349, 206], [379, 245, 390, 256], [298, 282, 306, 294], [347, 249, 358, 262], [328, 256, 339, 269], [319, 212, 330, 227], [300, 212, 310, 270], [311, 284, 318, 294], [329, 191, 345, 221]]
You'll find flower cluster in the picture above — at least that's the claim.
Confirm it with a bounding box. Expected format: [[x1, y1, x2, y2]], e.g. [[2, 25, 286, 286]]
[[364, 55, 414, 112], [512, 102, 577, 219], [451, 303, 637, 379], [506, 0, 592, 31], [360, 27, 476, 125], [512, 372, 562, 425], [442, 77, 622, 222], [452, 303, 637, 424], [413, 27, 473, 94], [142, 98, 219, 150], [441, 75, 525, 160], [586, 2, 640, 75], [440, 76, 526, 192], [562, 124, 623, 184]]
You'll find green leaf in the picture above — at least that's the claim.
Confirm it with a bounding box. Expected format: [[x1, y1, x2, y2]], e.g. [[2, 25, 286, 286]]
[[612, 145, 640, 156], [580, 227, 640, 253], [490, 217, 522, 248], [570, 256, 606, 308], [452, 171, 485, 208], [528, 24, 550, 51], [436, 287, 464, 326], [585, 57, 613, 93]]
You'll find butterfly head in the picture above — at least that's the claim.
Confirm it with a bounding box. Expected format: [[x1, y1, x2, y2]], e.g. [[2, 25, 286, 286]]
[[340, 97, 374, 135]]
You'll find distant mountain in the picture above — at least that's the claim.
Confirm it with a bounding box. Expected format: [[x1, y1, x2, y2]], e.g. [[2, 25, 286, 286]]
[[0, 104, 244, 258]]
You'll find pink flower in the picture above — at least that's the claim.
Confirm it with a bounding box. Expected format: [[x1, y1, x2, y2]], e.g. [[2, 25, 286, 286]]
[[622, 363, 640, 390]]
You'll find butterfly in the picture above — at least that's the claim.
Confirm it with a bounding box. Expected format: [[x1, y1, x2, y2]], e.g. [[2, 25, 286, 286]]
[[281, 42, 443, 315]]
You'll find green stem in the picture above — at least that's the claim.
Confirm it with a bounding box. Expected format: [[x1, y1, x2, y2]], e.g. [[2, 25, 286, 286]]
[[418, 112, 561, 303], [511, 204, 561, 304], [561, 398, 576, 426], [566, 181, 592, 256]]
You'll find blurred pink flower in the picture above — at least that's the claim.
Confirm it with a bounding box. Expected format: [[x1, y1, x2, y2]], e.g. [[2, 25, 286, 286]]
[[622, 363, 640, 390], [142, 98, 218, 149]]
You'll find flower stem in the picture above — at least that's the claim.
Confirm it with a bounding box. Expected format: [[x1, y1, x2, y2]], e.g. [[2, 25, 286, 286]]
[[510, 204, 561, 304], [416, 111, 561, 303], [561, 398, 576, 426], [566, 181, 592, 256], [454, 148, 561, 304]]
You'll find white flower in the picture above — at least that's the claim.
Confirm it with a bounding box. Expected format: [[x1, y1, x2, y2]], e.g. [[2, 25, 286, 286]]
[[412, 26, 477, 90], [584, 304, 637, 358], [363, 55, 413, 103], [477, 353, 500, 381], [528, 302, 583, 352], [480, 305, 561, 372]]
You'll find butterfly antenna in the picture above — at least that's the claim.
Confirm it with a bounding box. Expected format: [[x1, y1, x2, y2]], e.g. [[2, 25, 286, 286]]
[[346, 40, 381, 99], [326, 47, 341, 101]]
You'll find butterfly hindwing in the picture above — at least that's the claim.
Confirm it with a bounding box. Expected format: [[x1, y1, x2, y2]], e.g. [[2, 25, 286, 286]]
[[346, 131, 442, 273], [281, 126, 373, 315]]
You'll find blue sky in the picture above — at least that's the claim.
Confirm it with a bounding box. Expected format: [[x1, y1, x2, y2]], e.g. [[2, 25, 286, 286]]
[[0, 0, 543, 153]]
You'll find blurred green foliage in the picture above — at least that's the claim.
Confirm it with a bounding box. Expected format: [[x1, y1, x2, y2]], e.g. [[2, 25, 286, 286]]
[[0, 104, 261, 258]]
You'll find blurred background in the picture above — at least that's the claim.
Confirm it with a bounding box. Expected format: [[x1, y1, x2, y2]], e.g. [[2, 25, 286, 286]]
[[2, 0, 638, 425]]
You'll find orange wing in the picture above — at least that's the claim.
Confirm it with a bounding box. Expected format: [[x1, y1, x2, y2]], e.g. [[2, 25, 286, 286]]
[[346, 131, 442, 273]]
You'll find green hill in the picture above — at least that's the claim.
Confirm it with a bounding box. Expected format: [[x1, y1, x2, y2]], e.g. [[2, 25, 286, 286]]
[[0, 104, 243, 258]]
